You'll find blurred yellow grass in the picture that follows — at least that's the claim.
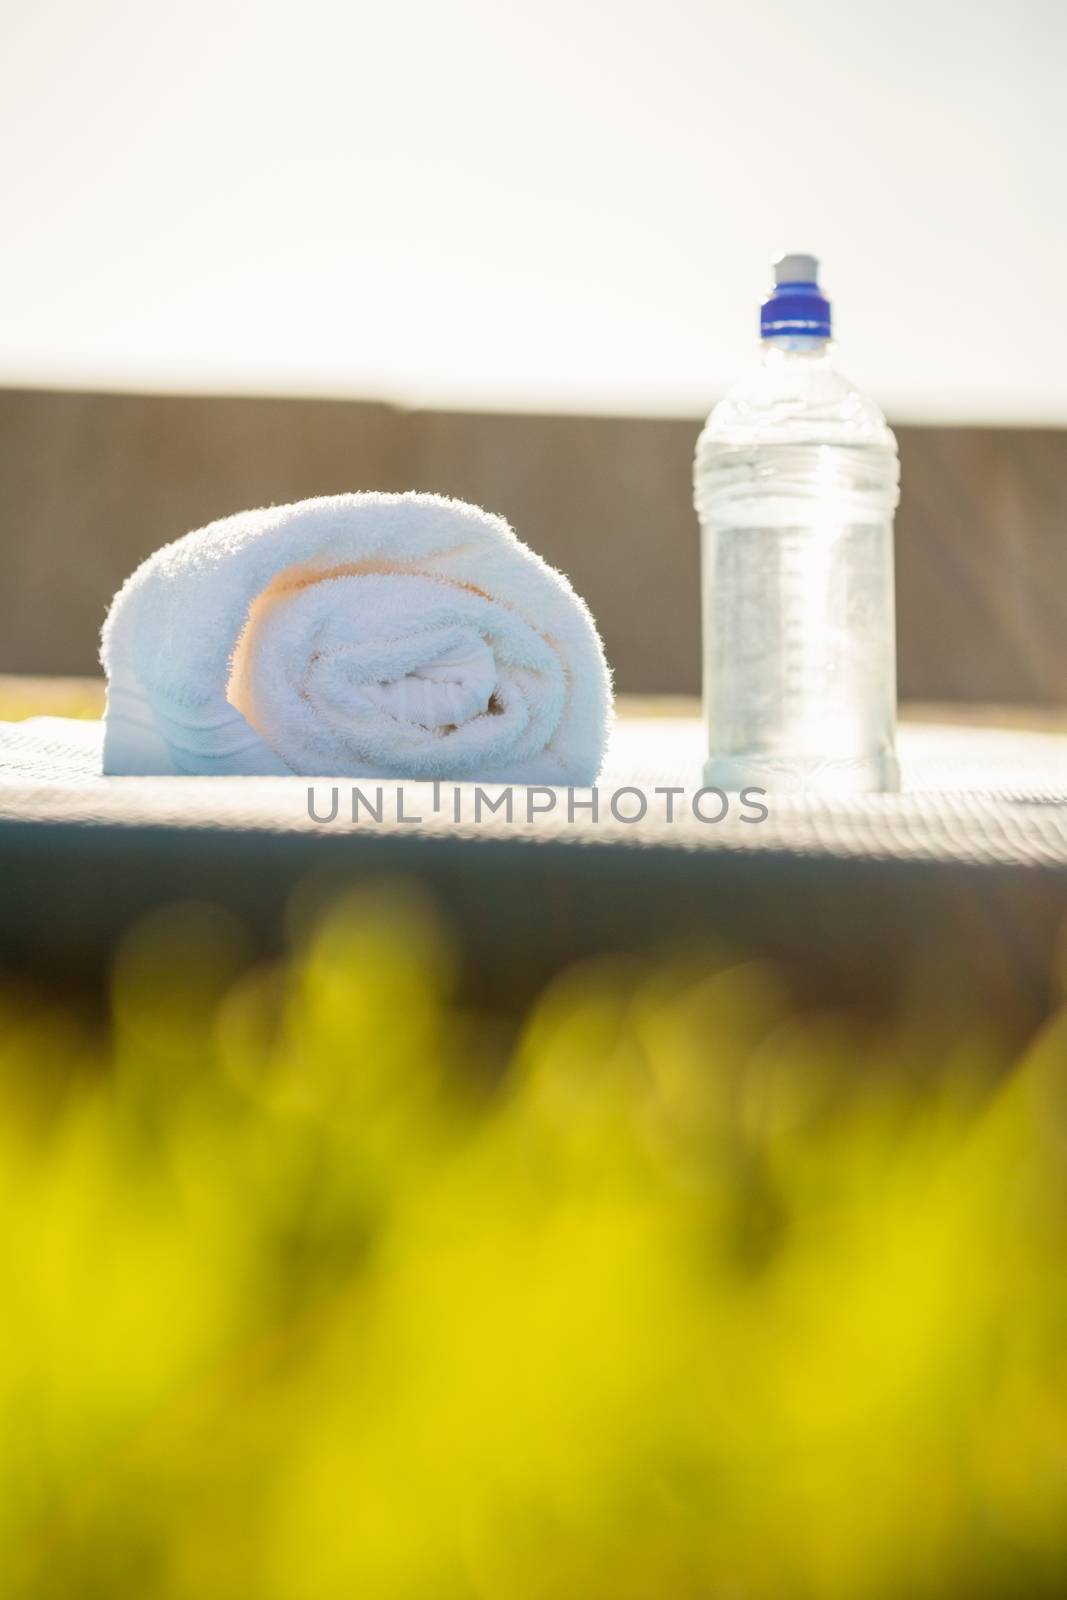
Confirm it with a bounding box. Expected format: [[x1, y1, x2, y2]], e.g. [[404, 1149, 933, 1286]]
[[2, 888, 1067, 1597], [0, 674, 104, 722]]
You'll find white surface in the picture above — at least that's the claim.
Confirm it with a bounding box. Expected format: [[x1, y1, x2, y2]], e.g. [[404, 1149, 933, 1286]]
[[0, 1, 1063, 422], [3, 713, 1067, 874], [4, 714, 1067, 803]]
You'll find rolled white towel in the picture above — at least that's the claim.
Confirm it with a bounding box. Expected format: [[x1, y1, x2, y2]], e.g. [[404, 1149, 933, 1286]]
[[101, 492, 612, 782]]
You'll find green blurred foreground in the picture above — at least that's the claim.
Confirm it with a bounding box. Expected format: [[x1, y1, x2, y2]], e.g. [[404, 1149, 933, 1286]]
[[3, 890, 1067, 1599]]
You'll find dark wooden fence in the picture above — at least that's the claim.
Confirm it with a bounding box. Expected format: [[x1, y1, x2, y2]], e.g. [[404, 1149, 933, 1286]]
[[1, 387, 1064, 703]]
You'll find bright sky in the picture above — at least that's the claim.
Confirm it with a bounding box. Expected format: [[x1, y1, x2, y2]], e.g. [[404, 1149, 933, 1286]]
[[1, 0, 1063, 420]]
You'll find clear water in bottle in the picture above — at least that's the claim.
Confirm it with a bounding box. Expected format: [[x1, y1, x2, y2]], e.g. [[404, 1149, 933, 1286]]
[[694, 254, 900, 795]]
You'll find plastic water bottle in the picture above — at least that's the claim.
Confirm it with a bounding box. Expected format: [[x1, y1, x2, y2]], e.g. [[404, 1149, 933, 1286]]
[[694, 254, 900, 794]]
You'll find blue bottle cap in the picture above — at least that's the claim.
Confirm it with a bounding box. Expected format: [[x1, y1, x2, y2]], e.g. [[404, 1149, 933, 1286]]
[[761, 253, 831, 339]]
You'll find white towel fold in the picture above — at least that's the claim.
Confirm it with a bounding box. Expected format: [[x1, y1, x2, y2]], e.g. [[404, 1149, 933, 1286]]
[[101, 492, 612, 782]]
